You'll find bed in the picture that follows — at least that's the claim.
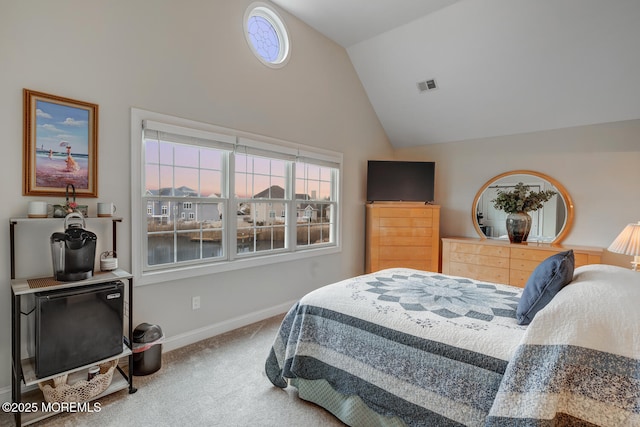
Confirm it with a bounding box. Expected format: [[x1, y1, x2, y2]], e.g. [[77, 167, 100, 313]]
[[265, 263, 640, 426]]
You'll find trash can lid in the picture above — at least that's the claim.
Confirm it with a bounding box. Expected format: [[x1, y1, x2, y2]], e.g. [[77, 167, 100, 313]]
[[133, 322, 163, 343]]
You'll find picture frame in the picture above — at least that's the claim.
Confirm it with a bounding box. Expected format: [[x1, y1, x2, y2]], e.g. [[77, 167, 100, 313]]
[[23, 89, 98, 197]]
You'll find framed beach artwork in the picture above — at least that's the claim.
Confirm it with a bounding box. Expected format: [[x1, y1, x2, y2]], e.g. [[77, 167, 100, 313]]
[[23, 89, 98, 197]]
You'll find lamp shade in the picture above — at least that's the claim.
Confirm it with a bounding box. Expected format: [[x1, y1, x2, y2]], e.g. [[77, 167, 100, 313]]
[[608, 222, 640, 256]]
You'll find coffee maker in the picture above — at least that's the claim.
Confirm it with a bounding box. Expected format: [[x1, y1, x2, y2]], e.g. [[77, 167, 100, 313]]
[[50, 213, 97, 281]]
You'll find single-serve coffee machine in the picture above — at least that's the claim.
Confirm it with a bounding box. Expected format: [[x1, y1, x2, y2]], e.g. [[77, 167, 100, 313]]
[[50, 213, 97, 281]]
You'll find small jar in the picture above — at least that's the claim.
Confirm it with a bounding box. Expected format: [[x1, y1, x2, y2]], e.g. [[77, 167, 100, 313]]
[[87, 366, 100, 381]]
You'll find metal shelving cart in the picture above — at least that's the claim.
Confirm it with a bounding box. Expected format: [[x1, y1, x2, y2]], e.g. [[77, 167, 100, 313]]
[[9, 217, 137, 426]]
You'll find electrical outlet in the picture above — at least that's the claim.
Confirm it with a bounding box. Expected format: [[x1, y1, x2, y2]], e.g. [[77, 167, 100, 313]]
[[192, 296, 201, 310]]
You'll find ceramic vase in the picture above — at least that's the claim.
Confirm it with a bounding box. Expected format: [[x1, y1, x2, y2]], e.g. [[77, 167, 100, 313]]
[[506, 212, 531, 243]]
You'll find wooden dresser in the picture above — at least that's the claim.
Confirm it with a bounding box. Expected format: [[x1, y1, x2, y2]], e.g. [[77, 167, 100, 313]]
[[441, 237, 603, 287], [365, 203, 440, 273]]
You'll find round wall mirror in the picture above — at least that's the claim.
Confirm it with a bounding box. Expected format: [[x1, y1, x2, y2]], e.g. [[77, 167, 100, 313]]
[[472, 170, 574, 244]]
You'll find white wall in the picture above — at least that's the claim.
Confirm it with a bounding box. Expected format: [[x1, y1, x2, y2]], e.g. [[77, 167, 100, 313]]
[[395, 119, 640, 265], [0, 0, 393, 391], [3, 0, 639, 400]]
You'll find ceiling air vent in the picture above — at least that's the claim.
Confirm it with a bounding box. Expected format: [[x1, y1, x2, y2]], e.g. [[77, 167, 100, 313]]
[[417, 79, 438, 93]]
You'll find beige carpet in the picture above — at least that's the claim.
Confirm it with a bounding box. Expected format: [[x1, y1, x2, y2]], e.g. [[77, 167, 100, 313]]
[[1, 315, 345, 427]]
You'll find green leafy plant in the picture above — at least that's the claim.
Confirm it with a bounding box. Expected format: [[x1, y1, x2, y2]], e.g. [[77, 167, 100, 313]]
[[491, 182, 557, 214]]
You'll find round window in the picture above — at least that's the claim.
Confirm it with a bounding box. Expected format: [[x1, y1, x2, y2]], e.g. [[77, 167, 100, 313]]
[[244, 3, 290, 68]]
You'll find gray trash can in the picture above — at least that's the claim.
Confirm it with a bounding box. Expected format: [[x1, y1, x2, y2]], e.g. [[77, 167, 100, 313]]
[[132, 323, 163, 376]]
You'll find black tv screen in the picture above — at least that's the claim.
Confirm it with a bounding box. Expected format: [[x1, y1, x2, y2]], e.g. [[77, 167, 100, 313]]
[[367, 160, 435, 202]]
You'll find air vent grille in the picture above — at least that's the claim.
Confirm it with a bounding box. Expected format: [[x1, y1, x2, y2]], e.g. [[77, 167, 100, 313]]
[[417, 79, 438, 92]]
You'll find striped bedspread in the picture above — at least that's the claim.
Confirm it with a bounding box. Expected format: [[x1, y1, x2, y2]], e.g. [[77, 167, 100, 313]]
[[487, 264, 640, 426], [265, 266, 640, 426], [266, 268, 526, 426]]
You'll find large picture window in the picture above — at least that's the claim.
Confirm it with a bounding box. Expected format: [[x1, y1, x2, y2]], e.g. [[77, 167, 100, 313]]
[[132, 110, 341, 285]]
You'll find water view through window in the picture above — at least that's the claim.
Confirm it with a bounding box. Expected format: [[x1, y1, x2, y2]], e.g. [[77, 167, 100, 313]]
[[144, 135, 336, 268]]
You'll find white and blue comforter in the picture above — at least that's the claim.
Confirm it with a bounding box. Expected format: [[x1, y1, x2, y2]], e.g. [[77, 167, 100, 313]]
[[266, 265, 640, 426]]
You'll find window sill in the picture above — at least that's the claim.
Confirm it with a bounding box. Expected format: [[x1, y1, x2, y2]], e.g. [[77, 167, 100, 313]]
[[135, 245, 342, 286]]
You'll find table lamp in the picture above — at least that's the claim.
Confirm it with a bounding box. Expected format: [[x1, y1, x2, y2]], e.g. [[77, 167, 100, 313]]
[[608, 221, 640, 271]]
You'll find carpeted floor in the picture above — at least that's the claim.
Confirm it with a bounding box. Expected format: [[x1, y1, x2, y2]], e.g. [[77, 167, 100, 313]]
[[1, 315, 345, 427]]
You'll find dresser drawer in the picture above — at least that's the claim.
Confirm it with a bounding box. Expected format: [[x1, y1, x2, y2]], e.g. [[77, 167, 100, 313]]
[[449, 242, 509, 258], [377, 207, 433, 218], [377, 259, 434, 271], [574, 253, 591, 266], [510, 248, 557, 262], [380, 217, 433, 228], [510, 258, 542, 272], [448, 251, 509, 268], [510, 249, 590, 270], [378, 236, 434, 246], [449, 262, 510, 284], [379, 246, 433, 260], [379, 226, 433, 239], [509, 270, 530, 288]]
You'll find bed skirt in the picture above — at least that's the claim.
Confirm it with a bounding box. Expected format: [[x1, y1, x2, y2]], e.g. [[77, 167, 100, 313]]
[[291, 377, 407, 427]]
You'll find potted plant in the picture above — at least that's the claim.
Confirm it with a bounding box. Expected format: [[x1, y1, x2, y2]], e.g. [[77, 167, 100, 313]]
[[491, 182, 557, 243]]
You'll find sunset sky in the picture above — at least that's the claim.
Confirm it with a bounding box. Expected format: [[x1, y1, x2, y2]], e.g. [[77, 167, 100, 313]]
[[145, 140, 332, 200]]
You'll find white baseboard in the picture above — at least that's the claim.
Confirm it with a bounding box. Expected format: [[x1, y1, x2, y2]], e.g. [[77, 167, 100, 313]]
[[161, 300, 295, 352], [0, 301, 295, 406]]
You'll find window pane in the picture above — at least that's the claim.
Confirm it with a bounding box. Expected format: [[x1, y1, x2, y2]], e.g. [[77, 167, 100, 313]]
[[296, 202, 333, 246], [174, 167, 198, 195], [177, 212, 198, 231], [159, 142, 173, 165], [319, 181, 331, 200], [201, 149, 222, 170], [307, 164, 320, 180], [145, 140, 159, 164], [198, 202, 222, 222], [235, 173, 249, 198], [145, 164, 160, 194], [253, 157, 271, 175], [177, 232, 200, 262], [147, 233, 174, 266], [296, 162, 336, 202], [237, 224, 286, 254], [270, 177, 286, 195], [147, 200, 174, 231], [237, 202, 286, 254], [159, 166, 173, 195], [235, 154, 250, 173], [295, 178, 306, 199], [146, 200, 226, 265], [247, 15, 280, 63], [236, 154, 290, 200], [201, 230, 223, 259], [174, 145, 199, 168], [200, 169, 222, 197], [271, 159, 286, 177]]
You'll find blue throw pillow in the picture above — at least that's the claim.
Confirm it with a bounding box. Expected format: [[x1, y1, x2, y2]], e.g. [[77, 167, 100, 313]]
[[516, 250, 575, 325]]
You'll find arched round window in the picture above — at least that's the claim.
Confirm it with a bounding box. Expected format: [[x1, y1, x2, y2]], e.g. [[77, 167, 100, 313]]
[[244, 3, 290, 68]]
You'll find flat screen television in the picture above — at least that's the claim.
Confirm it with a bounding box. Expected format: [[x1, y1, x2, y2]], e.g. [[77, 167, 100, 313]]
[[366, 160, 435, 202]]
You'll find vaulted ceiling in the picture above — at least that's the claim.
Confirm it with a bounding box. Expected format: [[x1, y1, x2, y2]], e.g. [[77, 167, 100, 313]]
[[271, 0, 640, 147]]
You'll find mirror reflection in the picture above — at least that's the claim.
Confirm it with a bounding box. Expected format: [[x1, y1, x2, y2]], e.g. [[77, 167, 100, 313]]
[[472, 171, 573, 244]]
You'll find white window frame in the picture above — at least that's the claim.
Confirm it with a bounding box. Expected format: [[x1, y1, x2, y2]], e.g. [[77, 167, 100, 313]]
[[131, 108, 342, 286]]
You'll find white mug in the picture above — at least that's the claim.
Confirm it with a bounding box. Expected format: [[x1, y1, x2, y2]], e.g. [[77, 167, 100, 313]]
[[28, 201, 48, 218], [97, 202, 117, 217]]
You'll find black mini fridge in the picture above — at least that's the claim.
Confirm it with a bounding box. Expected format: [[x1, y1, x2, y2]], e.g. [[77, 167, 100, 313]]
[[34, 281, 124, 378]]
